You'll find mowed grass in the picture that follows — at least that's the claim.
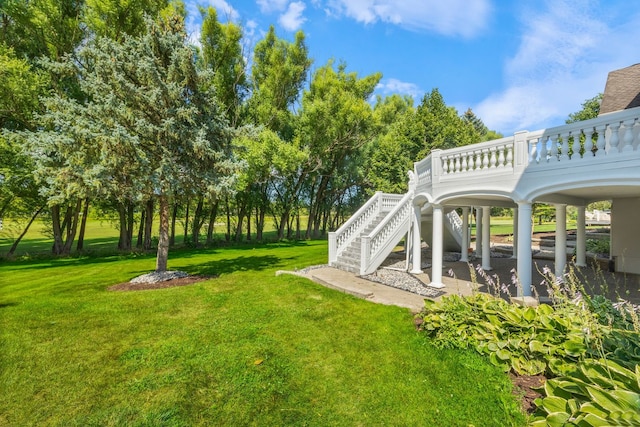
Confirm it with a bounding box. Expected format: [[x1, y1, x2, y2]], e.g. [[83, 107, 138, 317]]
[[0, 241, 526, 426]]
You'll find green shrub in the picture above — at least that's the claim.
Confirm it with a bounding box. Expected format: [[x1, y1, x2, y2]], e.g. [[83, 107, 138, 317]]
[[416, 267, 640, 425], [586, 238, 610, 257]]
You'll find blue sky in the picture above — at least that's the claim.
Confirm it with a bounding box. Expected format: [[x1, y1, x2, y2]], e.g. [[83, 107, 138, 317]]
[[183, 0, 640, 135]]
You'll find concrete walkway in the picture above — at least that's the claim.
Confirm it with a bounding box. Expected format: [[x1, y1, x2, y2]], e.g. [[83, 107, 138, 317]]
[[293, 266, 480, 313], [288, 243, 640, 312]]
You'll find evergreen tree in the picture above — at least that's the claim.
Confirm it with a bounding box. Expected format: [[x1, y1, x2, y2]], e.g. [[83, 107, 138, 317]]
[[24, 14, 237, 269]]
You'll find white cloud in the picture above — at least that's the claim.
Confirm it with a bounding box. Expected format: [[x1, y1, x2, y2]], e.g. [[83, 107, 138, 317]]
[[279, 2, 307, 31], [257, 0, 290, 13], [325, 0, 491, 37], [475, 1, 640, 134], [377, 78, 421, 98]]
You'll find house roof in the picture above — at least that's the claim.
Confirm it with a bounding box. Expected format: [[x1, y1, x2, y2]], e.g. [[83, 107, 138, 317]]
[[599, 63, 640, 115]]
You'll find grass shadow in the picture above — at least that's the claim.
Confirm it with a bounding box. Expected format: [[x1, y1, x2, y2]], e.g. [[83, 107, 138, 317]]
[[181, 255, 292, 276]]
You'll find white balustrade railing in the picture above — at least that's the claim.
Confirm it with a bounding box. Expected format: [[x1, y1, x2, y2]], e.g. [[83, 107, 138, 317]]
[[360, 191, 413, 275], [438, 136, 516, 176], [328, 191, 403, 264], [447, 209, 463, 235], [527, 108, 640, 165]]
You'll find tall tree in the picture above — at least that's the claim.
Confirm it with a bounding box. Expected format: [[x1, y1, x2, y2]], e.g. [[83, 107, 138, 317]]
[[249, 25, 311, 138], [298, 60, 381, 237], [416, 88, 479, 159], [566, 93, 602, 123], [84, 0, 169, 40], [25, 15, 237, 269], [199, 6, 247, 127], [463, 108, 503, 141]]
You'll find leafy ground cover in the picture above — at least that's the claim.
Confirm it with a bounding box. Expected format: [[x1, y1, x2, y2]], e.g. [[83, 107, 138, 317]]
[[0, 241, 526, 426], [417, 266, 640, 426]]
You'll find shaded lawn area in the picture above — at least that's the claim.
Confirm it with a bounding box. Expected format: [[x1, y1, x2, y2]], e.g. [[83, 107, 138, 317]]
[[0, 241, 526, 426]]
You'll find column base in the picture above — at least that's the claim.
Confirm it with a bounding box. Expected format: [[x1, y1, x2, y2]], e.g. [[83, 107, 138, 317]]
[[510, 296, 538, 307], [482, 266, 493, 271], [410, 269, 423, 274], [427, 281, 445, 289]]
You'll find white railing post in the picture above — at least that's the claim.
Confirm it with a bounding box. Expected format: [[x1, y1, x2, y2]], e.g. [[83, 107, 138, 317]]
[[360, 236, 371, 276], [328, 232, 337, 264]]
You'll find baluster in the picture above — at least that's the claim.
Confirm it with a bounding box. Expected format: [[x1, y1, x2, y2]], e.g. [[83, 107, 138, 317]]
[[454, 154, 461, 172], [506, 145, 513, 167], [622, 119, 636, 152], [497, 145, 506, 167], [539, 136, 549, 162], [609, 122, 621, 154], [475, 150, 482, 170], [595, 125, 606, 155], [528, 139, 538, 164], [461, 153, 468, 171], [442, 156, 449, 174], [480, 149, 488, 169], [583, 127, 594, 158], [489, 147, 497, 168], [560, 132, 570, 161], [553, 134, 561, 160]]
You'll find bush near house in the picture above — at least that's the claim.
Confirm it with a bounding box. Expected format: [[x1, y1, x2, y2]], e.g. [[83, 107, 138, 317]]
[[416, 267, 640, 425]]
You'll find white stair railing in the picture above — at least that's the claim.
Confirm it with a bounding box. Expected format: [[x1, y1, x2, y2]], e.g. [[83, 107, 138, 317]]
[[360, 191, 414, 275], [328, 192, 403, 264], [445, 209, 464, 247]]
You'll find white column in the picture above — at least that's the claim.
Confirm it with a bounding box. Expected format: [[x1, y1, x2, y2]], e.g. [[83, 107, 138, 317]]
[[482, 206, 492, 270], [512, 207, 518, 259], [555, 204, 567, 278], [517, 202, 533, 297], [576, 206, 587, 267], [429, 204, 445, 288], [476, 207, 483, 259], [460, 207, 469, 262], [410, 204, 423, 274]]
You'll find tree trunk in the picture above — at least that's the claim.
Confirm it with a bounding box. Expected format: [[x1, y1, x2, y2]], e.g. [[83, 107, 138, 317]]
[[225, 195, 231, 242], [61, 199, 82, 255], [136, 209, 146, 248], [76, 198, 90, 251], [156, 194, 170, 272], [255, 205, 265, 241], [191, 197, 204, 246], [144, 199, 153, 250], [246, 210, 251, 241], [51, 205, 64, 255], [235, 203, 246, 242], [8, 205, 45, 256], [206, 199, 219, 245], [117, 204, 130, 250], [183, 200, 190, 244], [126, 203, 134, 249], [170, 203, 177, 247]]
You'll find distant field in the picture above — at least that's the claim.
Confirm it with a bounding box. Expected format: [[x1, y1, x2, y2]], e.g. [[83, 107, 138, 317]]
[[1, 213, 603, 258]]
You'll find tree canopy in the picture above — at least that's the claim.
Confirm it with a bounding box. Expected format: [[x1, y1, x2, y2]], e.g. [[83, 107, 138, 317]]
[[1, 3, 512, 259]]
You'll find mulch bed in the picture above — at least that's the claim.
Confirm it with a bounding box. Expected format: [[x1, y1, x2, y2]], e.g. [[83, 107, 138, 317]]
[[107, 275, 214, 291], [510, 373, 545, 414]]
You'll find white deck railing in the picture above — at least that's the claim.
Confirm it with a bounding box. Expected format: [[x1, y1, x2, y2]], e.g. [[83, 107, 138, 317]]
[[414, 106, 640, 194], [328, 191, 403, 264], [360, 191, 413, 275]]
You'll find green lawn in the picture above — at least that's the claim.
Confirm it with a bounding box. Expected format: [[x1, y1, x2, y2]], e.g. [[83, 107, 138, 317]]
[[0, 241, 526, 426]]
